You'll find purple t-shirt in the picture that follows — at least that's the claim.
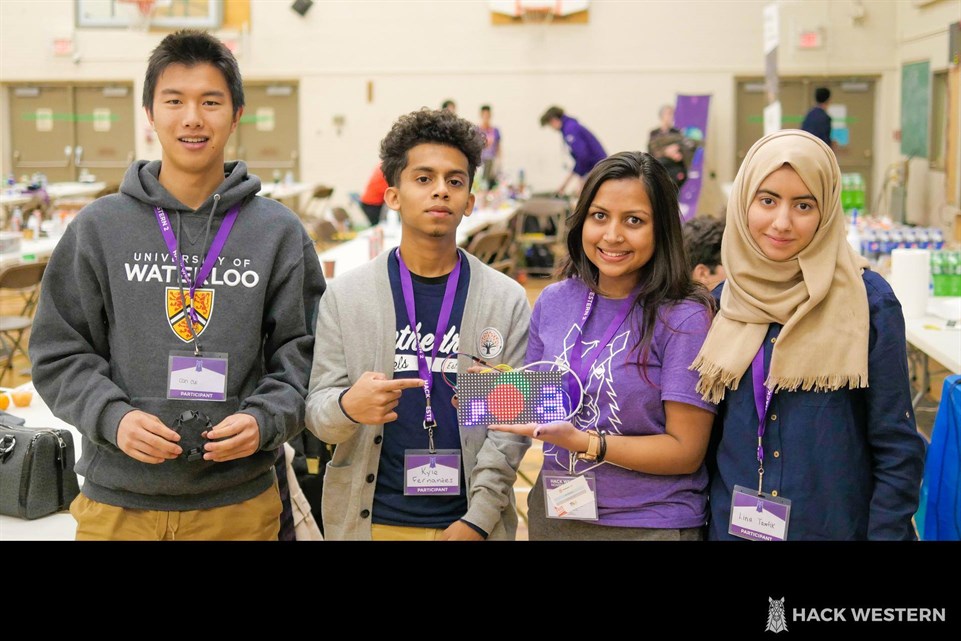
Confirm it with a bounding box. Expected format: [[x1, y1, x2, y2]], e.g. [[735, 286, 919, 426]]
[[527, 278, 716, 528], [480, 125, 501, 162]]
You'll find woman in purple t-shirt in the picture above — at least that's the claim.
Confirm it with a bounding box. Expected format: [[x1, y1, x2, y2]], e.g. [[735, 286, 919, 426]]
[[490, 151, 716, 540]]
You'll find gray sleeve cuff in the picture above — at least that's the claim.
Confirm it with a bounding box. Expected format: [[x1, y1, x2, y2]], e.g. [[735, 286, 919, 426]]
[[240, 406, 281, 451], [100, 401, 137, 448]]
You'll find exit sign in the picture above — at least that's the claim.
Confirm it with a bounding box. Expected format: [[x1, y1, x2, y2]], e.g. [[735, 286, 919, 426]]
[[798, 29, 824, 50], [52, 37, 74, 56]]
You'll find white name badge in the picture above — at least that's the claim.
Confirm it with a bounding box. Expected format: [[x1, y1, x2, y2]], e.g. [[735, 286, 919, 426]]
[[542, 471, 598, 521], [167, 351, 228, 402], [404, 449, 461, 496], [729, 485, 792, 542]]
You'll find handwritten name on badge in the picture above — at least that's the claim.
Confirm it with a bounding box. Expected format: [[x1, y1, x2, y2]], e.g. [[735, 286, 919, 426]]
[[729, 485, 791, 541], [404, 452, 461, 495], [167, 353, 228, 402]]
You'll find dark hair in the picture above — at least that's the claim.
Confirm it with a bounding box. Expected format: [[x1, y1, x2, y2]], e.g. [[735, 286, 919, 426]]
[[480, 105, 491, 113], [379, 108, 486, 187], [682, 217, 725, 272], [540, 106, 564, 126], [143, 30, 244, 116], [441, 99, 456, 111], [814, 87, 831, 104], [559, 151, 714, 370]]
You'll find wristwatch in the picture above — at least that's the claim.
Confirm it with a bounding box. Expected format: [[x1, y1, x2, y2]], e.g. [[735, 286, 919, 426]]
[[575, 430, 601, 462]]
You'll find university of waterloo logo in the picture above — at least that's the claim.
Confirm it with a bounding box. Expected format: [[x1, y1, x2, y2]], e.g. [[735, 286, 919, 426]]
[[166, 287, 214, 342]]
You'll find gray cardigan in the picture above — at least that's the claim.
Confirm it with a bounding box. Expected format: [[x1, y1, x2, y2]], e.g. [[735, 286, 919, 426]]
[[305, 249, 532, 540]]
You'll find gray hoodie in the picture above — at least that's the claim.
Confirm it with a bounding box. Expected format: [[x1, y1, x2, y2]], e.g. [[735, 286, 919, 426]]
[[29, 160, 325, 511]]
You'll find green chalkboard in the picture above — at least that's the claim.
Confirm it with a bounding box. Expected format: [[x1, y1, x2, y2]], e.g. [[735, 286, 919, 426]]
[[901, 61, 930, 158]]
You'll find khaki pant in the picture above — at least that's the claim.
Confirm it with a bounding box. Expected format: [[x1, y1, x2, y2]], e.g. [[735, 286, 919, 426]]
[[70, 483, 282, 541], [370, 523, 446, 541]]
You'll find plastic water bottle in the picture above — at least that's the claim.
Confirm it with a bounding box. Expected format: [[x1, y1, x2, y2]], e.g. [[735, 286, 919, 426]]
[[10, 206, 23, 231], [862, 229, 878, 263], [902, 228, 917, 249], [841, 174, 852, 212], [947, 251, 961, 297], [852, 173, 865, 211], [27, 210, 41, 238], [846, 209, 862, 255], [931, 251, 948, 296]]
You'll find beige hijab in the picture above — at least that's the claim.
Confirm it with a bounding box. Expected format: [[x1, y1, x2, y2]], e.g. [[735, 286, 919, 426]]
[[692, 130, 870, 403]]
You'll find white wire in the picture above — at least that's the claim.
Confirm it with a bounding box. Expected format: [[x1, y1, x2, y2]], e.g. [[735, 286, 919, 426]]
[[512, 359, 584, 422]]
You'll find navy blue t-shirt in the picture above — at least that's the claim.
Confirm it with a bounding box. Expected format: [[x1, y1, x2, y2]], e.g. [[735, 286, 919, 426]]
[[373, 250, 470, 528]]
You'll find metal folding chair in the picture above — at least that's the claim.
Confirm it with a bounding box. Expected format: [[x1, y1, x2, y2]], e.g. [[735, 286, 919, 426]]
[[0, 260, 47, 372]]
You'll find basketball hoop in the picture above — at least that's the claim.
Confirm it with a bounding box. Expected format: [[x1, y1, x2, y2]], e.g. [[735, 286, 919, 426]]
[[116, 0, 158, 31], [519, 6, 556, 25]]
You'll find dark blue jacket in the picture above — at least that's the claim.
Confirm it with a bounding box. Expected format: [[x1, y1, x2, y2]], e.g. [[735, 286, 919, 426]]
[[561, 115, 607, 176], [707, 271, 925, 540], [800, 106, 832, 146]]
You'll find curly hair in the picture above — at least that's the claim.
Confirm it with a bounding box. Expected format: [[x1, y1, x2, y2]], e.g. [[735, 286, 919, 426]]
[[682, 216, 725, 272], [379, 109, 486, 187]]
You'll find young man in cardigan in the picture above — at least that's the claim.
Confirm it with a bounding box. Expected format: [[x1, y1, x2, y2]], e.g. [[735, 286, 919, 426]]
[[306, 108, 531, 540]]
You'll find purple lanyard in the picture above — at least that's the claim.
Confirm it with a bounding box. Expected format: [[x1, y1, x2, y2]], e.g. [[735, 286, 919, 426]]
[[751, 343, 775, 494], [396, 248, 462, 433], [154, 204, 239, 326], [567, 286, 639, 408]]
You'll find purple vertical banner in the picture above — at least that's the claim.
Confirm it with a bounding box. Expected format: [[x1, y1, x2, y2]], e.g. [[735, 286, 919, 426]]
[[674, 94, 711, 222]]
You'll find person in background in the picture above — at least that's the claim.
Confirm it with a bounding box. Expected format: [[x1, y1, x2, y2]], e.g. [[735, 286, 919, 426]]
[[490, 151, 716, 540], [648, 104, 681, 154], [692, 130, 924, 541], [359, 162, 388, 226], [441, 99, 457, 114], [800, 87, 834, 148], [478, 104, 502, 192], [540, 105, 607, 196], [29, 30, 325, 541], [305, 108, 531, 541], [682, 216, 725, 293], [653, 136, 688, 192]]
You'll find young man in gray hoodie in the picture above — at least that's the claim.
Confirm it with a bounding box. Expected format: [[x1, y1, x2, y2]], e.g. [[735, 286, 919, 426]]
[[306, 109, 531, 540], [29, 30, 324, 540]]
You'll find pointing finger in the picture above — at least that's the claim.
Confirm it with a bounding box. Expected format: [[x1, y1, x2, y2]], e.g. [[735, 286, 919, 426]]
[[381, 378, 426, 391]]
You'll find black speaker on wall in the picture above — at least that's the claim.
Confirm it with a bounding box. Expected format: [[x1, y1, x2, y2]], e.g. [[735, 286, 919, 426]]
[[291, 0, 314, 17]]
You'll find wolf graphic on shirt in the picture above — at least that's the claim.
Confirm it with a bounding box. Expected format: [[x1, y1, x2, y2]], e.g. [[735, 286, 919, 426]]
[[543, 322, 630, 469]]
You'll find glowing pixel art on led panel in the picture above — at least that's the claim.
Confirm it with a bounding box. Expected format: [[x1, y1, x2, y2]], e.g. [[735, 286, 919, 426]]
[[457, 370, 567, 427]]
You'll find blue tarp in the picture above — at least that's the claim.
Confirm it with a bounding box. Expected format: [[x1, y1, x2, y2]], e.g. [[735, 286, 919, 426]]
[[918, 374, 961, 540]]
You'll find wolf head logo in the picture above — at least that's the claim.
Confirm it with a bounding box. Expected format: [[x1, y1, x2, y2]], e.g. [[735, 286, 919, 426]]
[[765, 596, 788, 633]]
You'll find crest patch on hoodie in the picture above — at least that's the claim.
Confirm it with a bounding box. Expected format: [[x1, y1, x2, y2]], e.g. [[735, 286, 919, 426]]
[[167, 287, 214, 342]]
